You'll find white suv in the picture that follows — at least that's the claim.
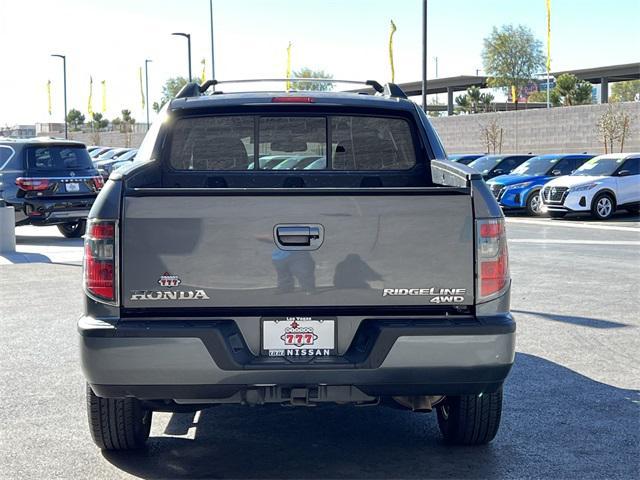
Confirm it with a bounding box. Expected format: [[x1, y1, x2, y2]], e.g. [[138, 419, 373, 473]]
[[540, 153, 640, 219]]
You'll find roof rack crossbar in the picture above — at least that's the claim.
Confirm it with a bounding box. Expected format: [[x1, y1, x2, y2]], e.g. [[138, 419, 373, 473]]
[[175, 78, 406, 99]]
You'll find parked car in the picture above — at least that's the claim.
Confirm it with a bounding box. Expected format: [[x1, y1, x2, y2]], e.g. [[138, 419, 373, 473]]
[[0, 138, 103, 237], [80, 82, 514, 450], [89, 147, 113, 159], [486, 154, 594, 215], [448, 154, 484, 165], [468, 154, 534, 180], [95, 149, 137, 179], [94, 147, 132, 163], [540, 153, 640, 219]]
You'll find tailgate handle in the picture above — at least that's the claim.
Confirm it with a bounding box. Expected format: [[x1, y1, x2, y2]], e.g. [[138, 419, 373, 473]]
[[274, 225, 324, 250]]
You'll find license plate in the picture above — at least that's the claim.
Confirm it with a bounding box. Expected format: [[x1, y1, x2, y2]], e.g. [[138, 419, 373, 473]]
[[65, 182, 80, 192], [262, 317, 336, 357]]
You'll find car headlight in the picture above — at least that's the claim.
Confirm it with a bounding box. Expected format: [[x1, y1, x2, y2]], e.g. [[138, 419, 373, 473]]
[[507, 181, 532, 189], [570, 183, 598, 192]]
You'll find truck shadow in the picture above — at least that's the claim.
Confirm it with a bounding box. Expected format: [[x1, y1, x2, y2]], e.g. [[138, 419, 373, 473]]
[[103, 353, 639, 479], [511, 309, 630, 329]]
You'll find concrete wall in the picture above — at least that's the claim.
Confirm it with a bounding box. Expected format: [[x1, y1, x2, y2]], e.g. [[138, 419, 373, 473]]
[[66, 131, 146, 148], [430, 101, 640, 155]]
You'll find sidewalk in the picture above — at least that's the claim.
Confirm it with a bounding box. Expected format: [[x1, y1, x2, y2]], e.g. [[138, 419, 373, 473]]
[[0, 225, 84, 265]]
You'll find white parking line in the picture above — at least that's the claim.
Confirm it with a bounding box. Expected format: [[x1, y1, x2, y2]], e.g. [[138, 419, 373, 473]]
[[505, 217, 640, 233], [509, 239, 640, 246]]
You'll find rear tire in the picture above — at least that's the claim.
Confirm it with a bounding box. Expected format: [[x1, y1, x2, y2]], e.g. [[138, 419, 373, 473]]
[[57, 220, 86, 238], [86, 384, 152, 450], [436, 388, 503, 445], [525, 190, 543, 216], [548, 211, 566, 219], [591, 192, 615, 220]]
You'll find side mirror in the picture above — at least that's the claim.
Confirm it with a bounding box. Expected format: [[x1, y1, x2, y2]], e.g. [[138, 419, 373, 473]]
[[618, 170, 631, 177]]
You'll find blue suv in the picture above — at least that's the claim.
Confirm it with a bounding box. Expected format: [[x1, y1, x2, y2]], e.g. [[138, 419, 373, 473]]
[[486, 154, 594, 215]]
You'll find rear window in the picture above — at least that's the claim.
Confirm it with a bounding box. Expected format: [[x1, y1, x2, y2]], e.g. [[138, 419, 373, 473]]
[[26, 146, 93, 171], [168, 115, 416, 171]]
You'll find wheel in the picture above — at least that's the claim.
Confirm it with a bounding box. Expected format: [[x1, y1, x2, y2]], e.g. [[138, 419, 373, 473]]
[[548, 211, 566, 218], [436, 388, 503, 445], [57, 220, 86, 238], [86, 384, 152, 450], [591, 193, 615, 220], [525, 190, 543, 216]]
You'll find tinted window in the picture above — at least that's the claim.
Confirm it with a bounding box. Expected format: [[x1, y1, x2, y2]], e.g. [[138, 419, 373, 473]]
[[512, 155, 560, 176], [26, 146, 93, 171], [497, 157, 526, 173], [259, 117, 325, 170], [468, 156, 501, 174], [551, 158, 574, 175], [573, 157, 625, 176], [0, 146, 15, 169], [169, 115, 416, 171], [619, 157, 639, 175], [331, 116, 416, 170]]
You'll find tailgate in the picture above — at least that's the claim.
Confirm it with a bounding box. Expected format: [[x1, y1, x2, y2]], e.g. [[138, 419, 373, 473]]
[[121, 192, 474, 309]]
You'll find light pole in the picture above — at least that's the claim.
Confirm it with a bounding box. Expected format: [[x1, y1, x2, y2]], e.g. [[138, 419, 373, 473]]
[[51, 54, 67, 139], [144, 59, 152, 130], [209, 0, 215, 80], [421, 0, 427, 112], [172, 32, 192, 81]]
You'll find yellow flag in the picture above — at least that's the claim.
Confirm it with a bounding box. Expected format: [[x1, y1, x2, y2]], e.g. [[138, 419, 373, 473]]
[[389, 20, 397, 83], [546, 0, 551, 72], [285, 42, 292, 91], [139, 67, 145, 109], [47, 80, 52, 116], [200, 59, 206, 83], [101, 80, 107, 113], [88, 76, 94, 116]]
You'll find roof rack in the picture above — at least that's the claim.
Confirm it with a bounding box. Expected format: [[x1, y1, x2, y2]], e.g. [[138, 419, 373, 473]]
[[175, 78, 408, 100]]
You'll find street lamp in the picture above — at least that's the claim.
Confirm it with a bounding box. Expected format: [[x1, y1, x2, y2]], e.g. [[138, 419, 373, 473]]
[[171, 32, 192, 81], [421, 0, 428, 112], [209, 0, 215, 80], [144, 59, 152, 130], [51, 54, 67, 139]]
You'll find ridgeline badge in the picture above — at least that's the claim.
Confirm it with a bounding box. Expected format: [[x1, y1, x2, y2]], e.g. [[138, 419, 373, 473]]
[[158, 272, 181, 287]]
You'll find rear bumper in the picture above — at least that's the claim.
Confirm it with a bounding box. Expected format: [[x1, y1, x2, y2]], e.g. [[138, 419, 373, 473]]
[[11, 196, 95, 225], [79, 315, 516, 399]]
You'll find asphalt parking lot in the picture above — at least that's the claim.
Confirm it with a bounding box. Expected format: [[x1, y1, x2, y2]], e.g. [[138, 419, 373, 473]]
[[1, 214, 639, 479]]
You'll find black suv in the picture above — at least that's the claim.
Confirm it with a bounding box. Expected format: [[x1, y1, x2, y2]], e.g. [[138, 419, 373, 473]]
[[0, 138, 103, 237]]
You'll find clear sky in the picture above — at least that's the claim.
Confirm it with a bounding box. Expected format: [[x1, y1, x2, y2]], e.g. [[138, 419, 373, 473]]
[[1, 0, 638, 125]]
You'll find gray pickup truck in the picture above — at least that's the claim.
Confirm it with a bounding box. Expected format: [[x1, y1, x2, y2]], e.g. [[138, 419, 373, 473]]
[[80, 80, 514, 450]]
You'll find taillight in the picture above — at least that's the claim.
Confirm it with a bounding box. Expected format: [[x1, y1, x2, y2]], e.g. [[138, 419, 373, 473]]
[[92, 176, 104, 190], [16, 177, 50, 191], [477, 218, 509, 300], [84, 219, 118, 303]]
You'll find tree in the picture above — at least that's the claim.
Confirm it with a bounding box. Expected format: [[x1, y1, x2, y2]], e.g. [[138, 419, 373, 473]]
[[527, 89, 561, 106], [90, 112, 109, 131], [611, 80, 640, 102], [66, 109, 85, 131], [291, 67, 334, 91], [479, 118, 504, 154], [482, 25, 545, 109], [155, 76, 200, 111], [455, 87, 495, 114], [554, 73, 592, 106], [596, 105, 634, 153], [120, 109, 136, 147]]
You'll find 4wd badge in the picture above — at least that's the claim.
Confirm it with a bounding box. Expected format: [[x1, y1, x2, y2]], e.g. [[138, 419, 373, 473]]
[[158, 272, 181, 287]]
